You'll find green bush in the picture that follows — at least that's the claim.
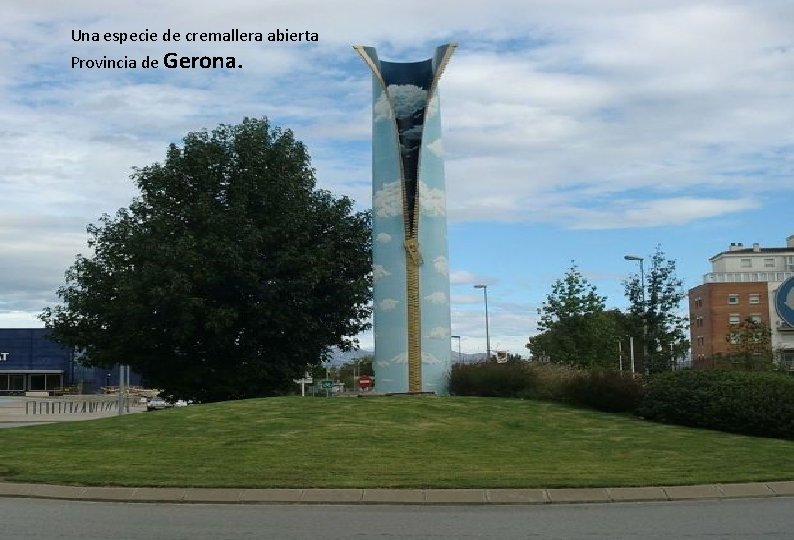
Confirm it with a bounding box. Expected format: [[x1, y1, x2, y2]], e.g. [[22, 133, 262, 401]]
[[564, 370, 645, 413], [449, 362, 643, 413], [638, 370, 794, 439], [449, 361, 537, 398]]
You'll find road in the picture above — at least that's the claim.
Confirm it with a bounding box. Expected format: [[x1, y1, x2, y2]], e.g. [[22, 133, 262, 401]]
[[1, 497, 792, 539]]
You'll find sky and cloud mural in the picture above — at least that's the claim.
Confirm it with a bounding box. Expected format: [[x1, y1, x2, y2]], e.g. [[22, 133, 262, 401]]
[[356, 44, 455, 393]]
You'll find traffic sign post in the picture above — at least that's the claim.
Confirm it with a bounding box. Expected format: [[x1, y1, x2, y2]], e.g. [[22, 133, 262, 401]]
[[293, 375, 313, 397], [320, 378, 333, 397], [356, 375, 373, 391]]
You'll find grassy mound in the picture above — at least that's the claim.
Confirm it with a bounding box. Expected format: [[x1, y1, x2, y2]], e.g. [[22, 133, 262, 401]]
[[0, 396, 792, 488]]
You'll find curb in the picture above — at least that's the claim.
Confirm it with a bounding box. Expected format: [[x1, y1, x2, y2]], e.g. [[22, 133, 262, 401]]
[[0, 481, 792, 505]]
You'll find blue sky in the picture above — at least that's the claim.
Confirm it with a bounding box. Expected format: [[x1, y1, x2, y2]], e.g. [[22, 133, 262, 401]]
[[1, 0, 792, 355]]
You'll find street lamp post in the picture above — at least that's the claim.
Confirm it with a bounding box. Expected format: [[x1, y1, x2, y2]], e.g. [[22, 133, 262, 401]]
[[473, 284, 491, 362], [451, 335, 462, 365], [624, 255, 648, 375]]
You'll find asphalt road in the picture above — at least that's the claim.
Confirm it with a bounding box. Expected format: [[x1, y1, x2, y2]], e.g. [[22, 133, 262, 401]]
[[1, 497, 792, 539]]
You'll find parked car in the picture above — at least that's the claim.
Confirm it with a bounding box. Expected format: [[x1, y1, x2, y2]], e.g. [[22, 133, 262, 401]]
[[146, 396, 171, 411]]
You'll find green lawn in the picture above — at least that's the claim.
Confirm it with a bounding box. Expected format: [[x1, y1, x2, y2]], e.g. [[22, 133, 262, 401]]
[[0, 396, 792, 488]]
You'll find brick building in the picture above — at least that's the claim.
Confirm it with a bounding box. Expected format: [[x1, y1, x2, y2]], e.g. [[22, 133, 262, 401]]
[[689, 236, 794, 369]]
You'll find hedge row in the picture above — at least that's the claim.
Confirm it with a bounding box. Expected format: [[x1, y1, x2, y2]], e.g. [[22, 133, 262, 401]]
[[449, 362, 643, 413], [449, 362, 794, 439], [638, 370, 794, 440]]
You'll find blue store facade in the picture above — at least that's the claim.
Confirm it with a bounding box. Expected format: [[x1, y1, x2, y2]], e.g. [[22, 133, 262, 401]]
[[0, 328, 140, 394]]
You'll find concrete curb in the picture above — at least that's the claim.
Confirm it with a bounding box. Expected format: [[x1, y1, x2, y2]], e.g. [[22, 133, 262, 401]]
[[0, 481, 791, 505]]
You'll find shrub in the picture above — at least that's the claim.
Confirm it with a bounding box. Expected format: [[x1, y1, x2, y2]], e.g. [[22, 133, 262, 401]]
[[449, 361, 537, 398], [564, 370, 645, 413], [638, 370, 794, 439], [523, 363, 582, 401], [449, 362, 644, 413]]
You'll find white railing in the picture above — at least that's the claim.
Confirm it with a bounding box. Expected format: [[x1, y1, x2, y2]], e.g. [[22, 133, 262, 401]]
[[703, 271, 794, 283]]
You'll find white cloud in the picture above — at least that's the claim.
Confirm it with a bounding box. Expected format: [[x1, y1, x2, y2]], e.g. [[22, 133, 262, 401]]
[[373, 181, 403, 218], [399, 125, 424, 149], [386, 84, 428, 118], [424, 291, 448, 304], [372, 264, 391, 282], [428, 327, 450, 339], [426, 138, 443, 157], [449, 270, 479, 285], [379, 298, 399, 311], [389, 353, 408, 364], [419, 182, 446, 217], [421, 352, 442, 364], [373, 90, 393, 123], [451, 293, 484, 304], [433, 256, 449, 277], [566, 197, 761, 230], [376, 232, 392, 243]]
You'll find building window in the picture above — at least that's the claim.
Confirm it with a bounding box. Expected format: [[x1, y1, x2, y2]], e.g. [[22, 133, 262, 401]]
[[764, 258, 775, 268], [741, 258, 752, 268], [8, 374, 24, 391], [749, 293, 760, 304], [787, 256, 794, 272], [697, 336, 704, 346], [728, 294, 739, 304], [696, 316, 703, 328], [729, 313, 741, 325], [781, 350, 794, 371], [750, 313, 762, 323]]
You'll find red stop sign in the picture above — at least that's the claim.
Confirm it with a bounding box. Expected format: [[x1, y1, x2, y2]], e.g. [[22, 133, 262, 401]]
[[357, 375, 373, 389]]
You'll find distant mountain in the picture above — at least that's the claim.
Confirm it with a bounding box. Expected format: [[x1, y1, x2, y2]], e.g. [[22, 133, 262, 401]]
[[452, 352, 489, 364], [327, 347, 373, 366]]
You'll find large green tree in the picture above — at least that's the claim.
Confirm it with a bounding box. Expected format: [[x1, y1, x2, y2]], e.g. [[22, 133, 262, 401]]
[[624, 245, 689, 374], [41, 118, 372, 402], [527, 262, 624, 369]]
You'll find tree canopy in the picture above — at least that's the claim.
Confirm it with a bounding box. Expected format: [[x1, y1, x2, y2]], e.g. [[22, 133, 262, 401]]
[[527, 262, 626, 369], [41, 118, 372, 402], [624, 245, 689, 374]]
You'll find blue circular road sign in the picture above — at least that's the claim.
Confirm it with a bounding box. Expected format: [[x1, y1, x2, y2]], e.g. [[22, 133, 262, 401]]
[[775, 276, 794, 327]]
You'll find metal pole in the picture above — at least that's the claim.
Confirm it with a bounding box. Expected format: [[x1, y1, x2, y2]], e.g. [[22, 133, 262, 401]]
[[670, 342, 675, 371], [624, 255, 648, 375], [639, 258, 649, 376], [118, 364, 123, 416], [630, 336, 635, 375], [484, 287, 491, 362], [474, 285, 491, 361], [125, 365, 130, 412]]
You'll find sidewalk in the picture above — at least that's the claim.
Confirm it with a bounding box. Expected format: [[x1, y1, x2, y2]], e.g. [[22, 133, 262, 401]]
[[0, 481, 792, 505]]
